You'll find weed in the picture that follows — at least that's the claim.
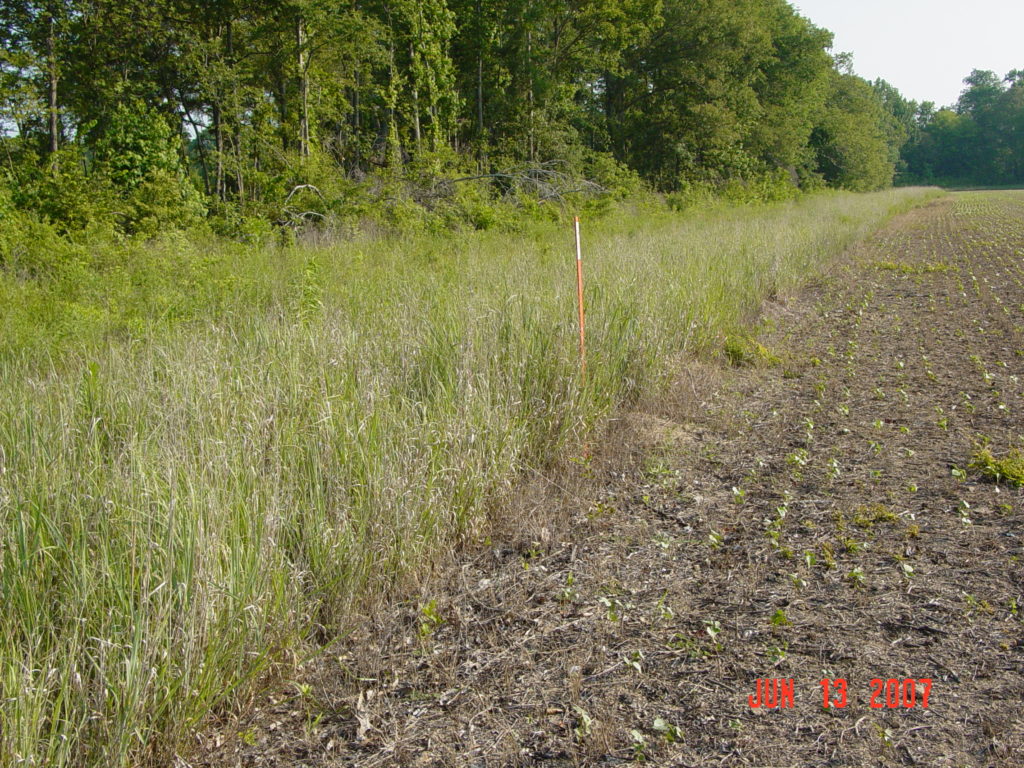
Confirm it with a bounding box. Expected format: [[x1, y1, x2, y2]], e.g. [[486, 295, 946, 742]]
[[724, 335, 780, 367], [852, 504, 897, 528], [418, 599, 444, 638], [969, 447, 1024, 486], [821, 542, 837, 569], [667, 634, 708, 659]]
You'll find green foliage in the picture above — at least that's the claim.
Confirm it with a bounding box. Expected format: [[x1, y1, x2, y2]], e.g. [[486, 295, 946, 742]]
[[122, 170, 207, 237], [969, 447, 1024, 487], [902, 69, 1024, 186], [723, 334, 781, 367], [84, 103, 204, 235], [810, 67, 897, 191], [6, 147, 118, 235], [0, 0, 918, 239], [90, 103, 183, 191]]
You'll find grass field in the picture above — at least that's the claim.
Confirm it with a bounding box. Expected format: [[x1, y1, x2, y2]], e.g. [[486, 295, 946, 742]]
[[0, 188, 939, 767]]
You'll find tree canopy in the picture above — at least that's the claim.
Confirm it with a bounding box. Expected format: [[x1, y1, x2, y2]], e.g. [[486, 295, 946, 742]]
[[901, 69, 1024, 187], [0, 0, 922, 235]]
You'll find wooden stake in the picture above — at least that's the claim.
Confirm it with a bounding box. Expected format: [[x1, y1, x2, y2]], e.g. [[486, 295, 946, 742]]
[[574, 216, 586, 379]]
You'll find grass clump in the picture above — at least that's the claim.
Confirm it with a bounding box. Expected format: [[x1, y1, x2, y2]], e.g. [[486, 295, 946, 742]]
[[969, 448, 1024, 487], [723, 334, 781, 367], [852, 503, 898, 528]]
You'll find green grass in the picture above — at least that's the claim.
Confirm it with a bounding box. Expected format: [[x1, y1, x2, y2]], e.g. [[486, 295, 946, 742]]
[[0, 187, 940, 766]]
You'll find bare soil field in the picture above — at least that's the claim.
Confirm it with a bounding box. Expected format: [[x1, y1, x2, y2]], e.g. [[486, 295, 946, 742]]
[[194, 192, 1024, 768]]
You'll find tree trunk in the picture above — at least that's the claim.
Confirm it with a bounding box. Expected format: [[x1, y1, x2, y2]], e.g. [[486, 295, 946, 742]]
[[527, 30, 535, 162], [184, 105, 212, 195], [213, 100, 225, 199], [297, 15, 310, 157], [386, 41, 400, 168], [47, 15, 59, 158], [476, 0, 484, 137], [410, 43, 422, 151], [477, 55, 484, 138]]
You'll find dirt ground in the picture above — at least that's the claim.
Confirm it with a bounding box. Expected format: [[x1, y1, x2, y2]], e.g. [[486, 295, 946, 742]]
[[191, 192, 1024, 768]]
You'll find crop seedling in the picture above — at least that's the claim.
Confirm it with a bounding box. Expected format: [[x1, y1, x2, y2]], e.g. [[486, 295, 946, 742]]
[[958, 500, 973, 525], [558, 573, 579, 603], [668, 634, 709, 659], [630, 730, 648, 761], [846, 567, 866, 588], [573, 706, 594, 739], [653, 718, 683, 744], [598, 595, 631, 622], [704, 619, 724, 649], [656, 591, 675, 621], [625, 650, 645, 673], [787, 449, 810, 467]]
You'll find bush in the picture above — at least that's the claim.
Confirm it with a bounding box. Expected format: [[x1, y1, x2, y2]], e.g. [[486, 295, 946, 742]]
[[89, 103, 207, 235], [123, 169, 206, 237]]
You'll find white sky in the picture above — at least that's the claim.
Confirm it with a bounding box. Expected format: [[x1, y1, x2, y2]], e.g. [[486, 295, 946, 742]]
[[792, 0, 1024, 108]]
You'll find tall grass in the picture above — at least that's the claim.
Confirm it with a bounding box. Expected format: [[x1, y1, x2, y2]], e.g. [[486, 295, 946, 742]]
[[0, 188, 939, 766]]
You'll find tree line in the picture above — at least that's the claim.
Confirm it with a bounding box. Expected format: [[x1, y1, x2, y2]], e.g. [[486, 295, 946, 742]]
[[0, 1, 930, 236], [901, 69, 1024, 187]]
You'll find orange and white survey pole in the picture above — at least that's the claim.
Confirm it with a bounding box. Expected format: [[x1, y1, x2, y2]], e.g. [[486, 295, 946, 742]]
[[574, 216, 586, 379]]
